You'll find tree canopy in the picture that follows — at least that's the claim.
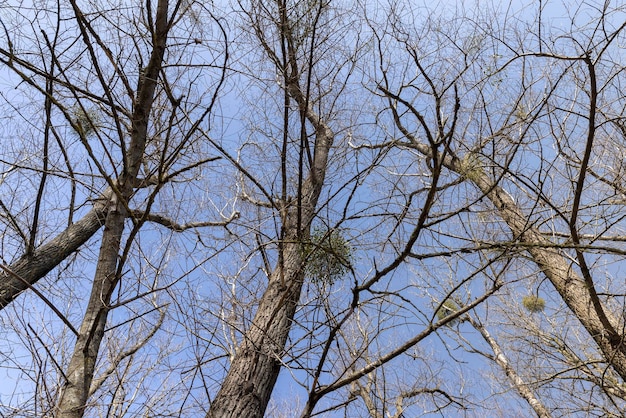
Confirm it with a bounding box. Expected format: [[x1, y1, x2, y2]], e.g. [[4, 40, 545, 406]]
[[2, 0, 626, 417]]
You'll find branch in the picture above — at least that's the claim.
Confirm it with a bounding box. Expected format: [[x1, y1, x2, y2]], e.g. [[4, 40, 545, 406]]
[[1, 264, 78, 336], [309, 283, 501, 401], [0, 194, 109, 309], [130, 210, 239, 231], [89, 304, 167, 396]]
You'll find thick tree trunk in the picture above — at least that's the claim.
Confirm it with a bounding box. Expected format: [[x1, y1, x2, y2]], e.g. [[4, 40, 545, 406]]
[[207, 82, 334, 417], [206, 234, 305, 418]]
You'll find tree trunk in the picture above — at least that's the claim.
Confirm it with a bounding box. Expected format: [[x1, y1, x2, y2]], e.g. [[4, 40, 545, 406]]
[[206, 231, 306, 418], [0, 199, 108, 308], [468, 169, 626, 380], [374, 77, 626, 380], [55, 0, 171, 415], [56, 198, 126, 418], [468, 317, 552, 418], [207, 84, 334, 417], [404, 136, 626, 381]]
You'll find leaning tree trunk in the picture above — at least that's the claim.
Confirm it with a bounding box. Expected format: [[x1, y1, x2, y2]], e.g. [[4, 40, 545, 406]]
[[467, 317, 552, 418], [380, 78, 626, 380], [399, 133, 626, 381], [0, 201, 107, 308], [206, 86, 334, 418], [466, 162, 626, 380], [55, 1, 171, 416]]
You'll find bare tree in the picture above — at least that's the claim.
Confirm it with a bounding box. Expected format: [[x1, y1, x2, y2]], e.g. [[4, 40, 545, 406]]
[[55, 0, 174, 413], [205, 0, 345, 415], [368, 0, 626, 415], [203, 1, 500, 416], [5, 1, 626, 417], [1, 0, 230, 416]]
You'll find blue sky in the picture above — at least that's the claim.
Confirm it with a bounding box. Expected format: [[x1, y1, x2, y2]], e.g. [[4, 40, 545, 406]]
[[2, 0, 626, 416]]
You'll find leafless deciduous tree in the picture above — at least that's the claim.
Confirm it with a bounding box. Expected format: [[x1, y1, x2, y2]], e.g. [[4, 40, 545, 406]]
[[368, 0, 626, 415], [3, 0, 626, 417], [1, 0, 230, 416]]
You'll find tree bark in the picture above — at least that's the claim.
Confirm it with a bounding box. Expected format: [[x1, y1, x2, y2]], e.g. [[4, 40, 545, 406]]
[[378, 80, 626, 379], [468, 168, 626, 380], [468, 317, 552, 418], [0, 199, 108, 309], [400, 135, 626, 381], [206, 84, 334, 418], [205, 234, 306, 418], [55, 198, 127, 418], [55, 0, 171, 415]]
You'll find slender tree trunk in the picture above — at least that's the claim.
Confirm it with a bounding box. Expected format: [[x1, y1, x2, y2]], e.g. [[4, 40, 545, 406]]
[[56, 198, 127, 418], [468, 169, 626, 380], [0, 0, 167, 311], [467, 317, 552, 418], [56, 1, 171, 415]]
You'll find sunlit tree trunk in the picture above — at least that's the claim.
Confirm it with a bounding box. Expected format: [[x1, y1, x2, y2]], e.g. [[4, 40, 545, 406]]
[[382, 107, 626, 380], [467, 317, 552, 418], [55, 0, 171, 415], [207, 102, 333, 418]]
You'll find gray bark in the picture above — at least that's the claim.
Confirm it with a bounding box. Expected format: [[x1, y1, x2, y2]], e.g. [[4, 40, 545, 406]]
[[468, 317, 552, 418], [206, 85, 334, 418], [55, 0, 171, 415], [378, 81, 626, 379], [468, 167, 626, 380], [397, 132, 626, 381], [0, 200, 108, 309], [205, 237, 307, 418]]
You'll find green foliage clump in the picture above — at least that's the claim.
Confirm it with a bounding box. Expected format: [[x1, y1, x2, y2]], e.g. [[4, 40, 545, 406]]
[[522, 295, 545, 313], [304, 227, 352, 285], [458, 152, 485, 182], [71, 106, 100, 137], [436, 300, 460, 325]]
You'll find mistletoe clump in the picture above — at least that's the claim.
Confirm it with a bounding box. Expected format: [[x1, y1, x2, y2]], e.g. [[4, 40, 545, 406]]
[[522, 295, 545, 313], [304, 227, 352, 285], [436, 299, 461, 326]]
